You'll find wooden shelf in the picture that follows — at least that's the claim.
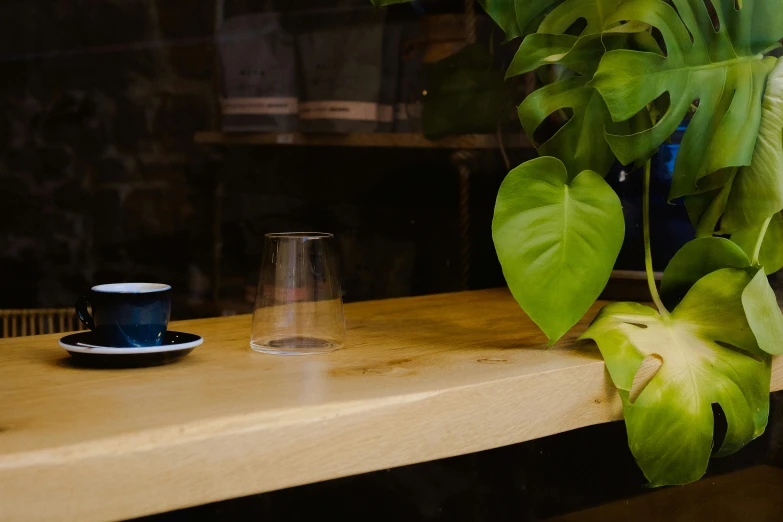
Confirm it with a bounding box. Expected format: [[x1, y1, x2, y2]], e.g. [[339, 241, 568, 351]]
[[194, 131, 532, 150], [601, 270, 664, 302], [1, 289, 780, 521]]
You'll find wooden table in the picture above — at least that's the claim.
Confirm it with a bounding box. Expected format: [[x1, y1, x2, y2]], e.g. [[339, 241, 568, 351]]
[[1, 289, 781, 522]]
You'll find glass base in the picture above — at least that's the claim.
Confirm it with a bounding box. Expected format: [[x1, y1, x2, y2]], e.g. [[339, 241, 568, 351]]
[[250, 336, 342, 355]]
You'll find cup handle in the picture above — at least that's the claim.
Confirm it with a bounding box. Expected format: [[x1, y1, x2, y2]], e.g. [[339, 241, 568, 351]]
[[75, 296, 95, 330]]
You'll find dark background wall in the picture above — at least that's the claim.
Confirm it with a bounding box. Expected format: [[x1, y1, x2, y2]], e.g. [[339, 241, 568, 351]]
[[0, 0, 218, 310], [0, 0, 527, 316]]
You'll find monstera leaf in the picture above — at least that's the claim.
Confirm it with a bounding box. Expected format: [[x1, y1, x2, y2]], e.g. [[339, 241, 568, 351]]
[[660, 237, 750, 308], [532, 0, 620, 35], [478, 0, 522, 41], [507, 34, 604, 78], [507, 1, 631, 177], [513, 34, 655, 179], [507, 0, 627, 80], [732, 213, 783, 275], [689, 60, 783, 235], [459, 0, 595, 41], [722, 58, 783, 233], [493, 157, 624, 344], [593, 0, 782, 200], [517, 77, 616, 178], [506, 29, 614, 178], [581, 268, 772, 486], [514, 0, 566, 36], [658, 235, 783, 356], [514, 0, 627, 37]]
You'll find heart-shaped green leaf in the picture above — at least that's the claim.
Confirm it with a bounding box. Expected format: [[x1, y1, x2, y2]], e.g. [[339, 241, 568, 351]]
[[660, 237, 750, 308], [581, 268, 771, 487], [732, 213, 783, 275], [592, 0, 782, 199], [742, 268, 783, 356], [492, 157, 624, 344]]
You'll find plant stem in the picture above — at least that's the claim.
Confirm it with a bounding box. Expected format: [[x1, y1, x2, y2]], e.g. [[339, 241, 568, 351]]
[[643, 160, 668, 317], [752, 216, 772, 266]]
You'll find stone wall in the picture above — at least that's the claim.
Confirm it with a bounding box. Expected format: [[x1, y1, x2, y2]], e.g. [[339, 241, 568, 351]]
[[0, 0, 219, 310]]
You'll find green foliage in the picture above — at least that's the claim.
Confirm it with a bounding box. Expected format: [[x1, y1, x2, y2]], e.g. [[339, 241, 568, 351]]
[[372, 0, 783, 487], [686, 60, 783, 237], [507, 1, 639, 178], [658, 235, 783, 357], [534, 0, 619, 35], [732, 213, 783, 275], [477, 0, 589, 41], [422, 44, 510, 140], [723, 59, 783, 232], [684, 172, 736, 238], [660, 237, 750, 309], [593, 0, 780, 200], [478, 0, 522, 41], [581, 269, 771, 486], [743, 268, 783, 356], [514, 0, 563, 36], [517, 77, 614, 178], [492, 157, 624, 344]]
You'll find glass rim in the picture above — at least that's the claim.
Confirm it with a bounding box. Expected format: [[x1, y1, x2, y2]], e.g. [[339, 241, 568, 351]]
[[264, 232, 334, 240]]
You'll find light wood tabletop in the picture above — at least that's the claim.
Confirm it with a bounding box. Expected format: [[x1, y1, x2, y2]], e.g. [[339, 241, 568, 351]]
[[1, 289, 781, 522]]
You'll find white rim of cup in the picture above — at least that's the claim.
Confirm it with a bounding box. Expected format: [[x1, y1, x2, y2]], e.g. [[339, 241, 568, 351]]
[[91, 283, 171, 294]]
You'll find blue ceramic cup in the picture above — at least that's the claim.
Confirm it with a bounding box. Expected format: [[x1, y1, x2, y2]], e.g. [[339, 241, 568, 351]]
[[75, 283, 172, 347]]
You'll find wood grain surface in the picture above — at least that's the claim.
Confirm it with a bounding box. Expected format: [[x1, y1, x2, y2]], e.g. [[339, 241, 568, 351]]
[[0, 289, 781, 521]]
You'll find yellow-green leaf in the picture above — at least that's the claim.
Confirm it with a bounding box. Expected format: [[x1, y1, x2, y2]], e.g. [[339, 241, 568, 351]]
[[493, 157, 624, 344], [581, 268, 771, 486]]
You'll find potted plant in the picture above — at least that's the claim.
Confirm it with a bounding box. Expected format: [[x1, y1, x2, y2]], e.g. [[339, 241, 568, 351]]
[[374, 0, 783, 486]]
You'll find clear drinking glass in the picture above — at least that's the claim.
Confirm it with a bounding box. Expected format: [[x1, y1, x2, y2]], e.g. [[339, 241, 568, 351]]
[[250, 232, 346, 355]]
